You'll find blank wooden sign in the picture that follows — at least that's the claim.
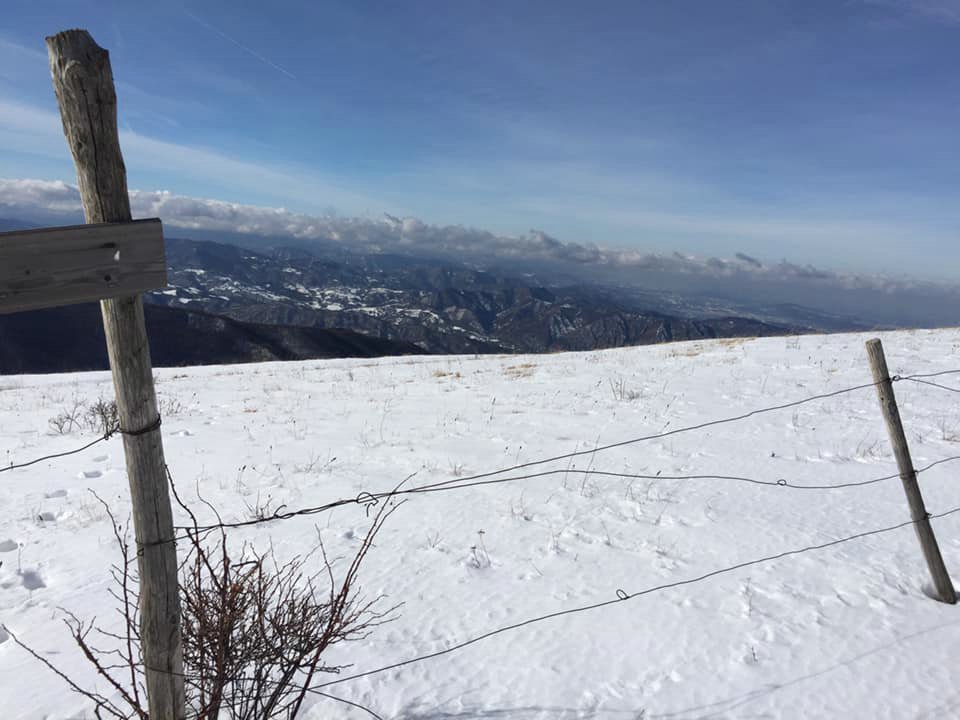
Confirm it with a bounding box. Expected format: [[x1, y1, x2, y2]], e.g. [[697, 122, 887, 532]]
[[0, 218, 167, 314]]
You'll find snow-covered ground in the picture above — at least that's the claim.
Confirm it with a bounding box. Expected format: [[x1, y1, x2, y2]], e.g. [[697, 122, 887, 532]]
[[3, 328, 960, 719]]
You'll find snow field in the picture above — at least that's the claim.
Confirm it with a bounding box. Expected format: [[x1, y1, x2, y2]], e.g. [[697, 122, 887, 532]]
[[2, 328, 960, 718]]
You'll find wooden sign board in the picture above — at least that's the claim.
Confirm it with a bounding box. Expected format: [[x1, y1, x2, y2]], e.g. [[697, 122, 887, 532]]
[[0, 218, 167, 314]]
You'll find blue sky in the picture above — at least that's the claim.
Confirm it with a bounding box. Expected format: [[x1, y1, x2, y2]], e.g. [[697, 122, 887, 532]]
[[2, 0, 959, 279]]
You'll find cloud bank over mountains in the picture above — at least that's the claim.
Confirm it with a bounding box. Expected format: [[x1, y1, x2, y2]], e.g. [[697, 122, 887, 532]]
[[1, 177, 955, 298]]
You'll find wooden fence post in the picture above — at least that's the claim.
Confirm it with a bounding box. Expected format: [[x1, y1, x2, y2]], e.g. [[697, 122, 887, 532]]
[[866, 338, 956, 604], [46, 29, 186, 717]]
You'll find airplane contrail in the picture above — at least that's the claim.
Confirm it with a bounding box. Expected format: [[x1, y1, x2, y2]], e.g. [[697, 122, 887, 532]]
[[184, 8, 298, 81]]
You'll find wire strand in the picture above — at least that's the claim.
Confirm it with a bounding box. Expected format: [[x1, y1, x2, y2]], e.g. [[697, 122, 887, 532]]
[[166, 380, 902, 538], [167, 454, 960, 541], [419, 380, 884, 493], [900, 369, 960, 381], [0, 425, 118, 474], [138, 503, 960, 702], [316, 504, 960, 689], [902, 377, 960, 394]]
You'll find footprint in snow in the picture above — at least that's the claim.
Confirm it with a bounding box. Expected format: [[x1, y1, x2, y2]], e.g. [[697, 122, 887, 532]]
[[37, 511, 57, 523], [0, 626, 8, 644], [92, 454, 108, 463], [44, 489, 67, 499], [174, 429, 193, 437], [19, 570, 45, 591], [81, 469, 102, 479], [0, 539, 17, 552]]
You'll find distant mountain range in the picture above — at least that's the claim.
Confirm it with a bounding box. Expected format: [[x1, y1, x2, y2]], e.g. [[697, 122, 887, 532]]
[[3, 218, 872, 375], [148, 236, 793, 355], [0, 303, 424, 374]]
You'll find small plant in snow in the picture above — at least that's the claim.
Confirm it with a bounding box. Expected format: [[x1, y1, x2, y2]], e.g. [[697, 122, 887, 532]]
[[293, 451, 337, 475], [600, 521, 613, 547], [608, 376, 642, 401], [47, 397, 118, 435], [425, 530, 443, 550], [242, 491, 281, 521], [579, 473, 600, 498], [509, 492, 534, 521], [469, 529, 491, 569], [48, 399, 84, 434], [159, 395, 186, 416], [547, 525, 564, 555], [939, 418, 960, 442], [84, 397, 118, 436], [653, 534, 679, 560]]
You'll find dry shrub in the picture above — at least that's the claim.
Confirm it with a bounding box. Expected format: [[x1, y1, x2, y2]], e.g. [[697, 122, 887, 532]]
[[504, 362, 537, 378], [48, 397, 119, 435], [86, 398, 119, 435], [178, 489, 399, 719], [431, 369, 461, 379], [6, 487, 400, 719]]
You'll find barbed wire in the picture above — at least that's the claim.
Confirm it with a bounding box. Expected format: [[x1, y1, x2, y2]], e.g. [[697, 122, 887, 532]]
[[421, 379, 887, 494], [7, 372, 960, 551], [7, 369, 960, 482], [0, 416, 160, 475], [1, 378, 877, 480], [155, 378, 889, 538], [142, 502, 960, 714], [162, 454, 960, 543], [901, 377, 960, 394], [0, 370, 943, 487], [0, 424, 120, 474], [900, 369, 960, 381], [178, 686, 384, 720], [7, 366, 954, 717], [308, 690, 383, 720], [313, 503, 960, 690]]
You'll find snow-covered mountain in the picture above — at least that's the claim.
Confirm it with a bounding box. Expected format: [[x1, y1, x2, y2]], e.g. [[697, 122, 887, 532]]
[[149, 237, 794, 355], [2, 328, 960, 718]]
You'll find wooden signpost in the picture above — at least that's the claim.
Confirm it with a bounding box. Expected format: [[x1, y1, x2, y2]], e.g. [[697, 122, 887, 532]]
[[0, 219, 166, 314], [0, 30, 185, 719]]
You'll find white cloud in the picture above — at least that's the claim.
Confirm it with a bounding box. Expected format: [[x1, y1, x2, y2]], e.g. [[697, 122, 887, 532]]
[[2, 177, 956, 297], [0, 177, 80, 212], [3, 94, 950, 283]]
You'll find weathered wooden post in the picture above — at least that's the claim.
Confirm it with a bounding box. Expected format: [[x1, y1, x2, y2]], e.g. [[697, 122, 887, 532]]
[[45, 29, 186, 716], [866, 338, 956, 604]]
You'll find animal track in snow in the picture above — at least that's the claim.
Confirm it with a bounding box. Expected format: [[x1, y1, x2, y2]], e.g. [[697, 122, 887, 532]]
[[19, 570, 45, 591], [38, 508, 75, 523], [81, 469, 102, 479], [44, 489, 67, 499], [0, 539, 17, 552]]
